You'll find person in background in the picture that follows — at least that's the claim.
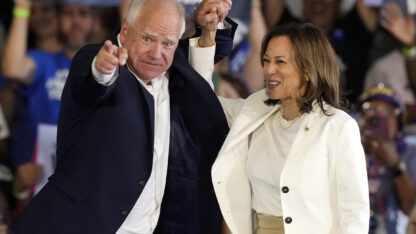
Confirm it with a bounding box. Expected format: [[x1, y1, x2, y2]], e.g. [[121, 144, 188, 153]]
[[0, 0, 62, 175], [216, 72, 249, 99], [364, 2, 416, 126], [238, 0, 267, 93], [408, 204, 416, 234], [358, 84, 416, 234], [89, 5, 120, 43], [211, 22, 369, 234], [0, 22, 5, 55], [27, 0, 61, 52], [1, 0, 95, 206], [0, 105, 12, 233], [9, 0, 236, 233]]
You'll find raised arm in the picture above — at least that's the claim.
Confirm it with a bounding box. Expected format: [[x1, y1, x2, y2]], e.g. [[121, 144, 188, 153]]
[[1, 0, 36, 85], [189, 0, 234, 83], [356, 0, 378, 32], [260, 0, 285, 29], [190, 1, 244, 127], [379, 2, 415, 47], [242, 0, 267, 93], [65, 38, 128, 105], [380, 2, 416, 104]]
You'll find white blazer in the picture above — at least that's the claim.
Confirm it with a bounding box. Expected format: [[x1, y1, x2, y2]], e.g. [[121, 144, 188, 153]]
[[212, 90, 370, 234]]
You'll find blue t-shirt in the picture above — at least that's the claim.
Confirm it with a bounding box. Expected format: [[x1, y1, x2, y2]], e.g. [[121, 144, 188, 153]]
[[24, 50, 70, 127], [11, 50, 70, 166]]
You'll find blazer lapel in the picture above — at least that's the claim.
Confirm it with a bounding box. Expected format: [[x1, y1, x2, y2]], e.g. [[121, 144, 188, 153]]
[[285, 113, 314, 160]]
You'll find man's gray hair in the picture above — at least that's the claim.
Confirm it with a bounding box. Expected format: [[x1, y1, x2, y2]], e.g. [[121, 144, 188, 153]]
[[125, 0, 186, 36]]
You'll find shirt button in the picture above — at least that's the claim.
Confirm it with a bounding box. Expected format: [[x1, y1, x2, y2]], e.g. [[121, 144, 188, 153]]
[[281, 186, 289, 193], [121, 209, 129, 216], [285, 217, 292, 224], [138, 179, 146, 186]]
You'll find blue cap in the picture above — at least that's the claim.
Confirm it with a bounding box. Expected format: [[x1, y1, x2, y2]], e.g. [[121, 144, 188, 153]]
[[357, 83, 404, 113]]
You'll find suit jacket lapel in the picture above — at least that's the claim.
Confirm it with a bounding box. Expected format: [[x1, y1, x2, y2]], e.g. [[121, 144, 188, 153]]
[[118, 64, 155, 148]]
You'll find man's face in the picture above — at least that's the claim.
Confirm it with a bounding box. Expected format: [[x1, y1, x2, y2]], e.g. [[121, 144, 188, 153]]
[[30, 2, 59, 38], [60, 4, 94, 50], [120, 3, 183, 82]]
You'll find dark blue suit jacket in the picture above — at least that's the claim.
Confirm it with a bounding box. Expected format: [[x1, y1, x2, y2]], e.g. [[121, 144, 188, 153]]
[[10, 20, 237, 234]]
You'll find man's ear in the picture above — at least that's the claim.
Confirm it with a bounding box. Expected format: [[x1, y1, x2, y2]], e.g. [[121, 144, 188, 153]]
[[120, 20, 129, 45]]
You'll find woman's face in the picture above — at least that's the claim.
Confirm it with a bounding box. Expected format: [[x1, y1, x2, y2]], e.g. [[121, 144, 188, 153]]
[[262, 36, 304, 104]]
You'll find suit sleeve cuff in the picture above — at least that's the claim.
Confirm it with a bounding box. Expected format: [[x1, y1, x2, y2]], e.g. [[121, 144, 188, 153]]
[[91, 56, 119, 86], [189, 37, 215, 90]]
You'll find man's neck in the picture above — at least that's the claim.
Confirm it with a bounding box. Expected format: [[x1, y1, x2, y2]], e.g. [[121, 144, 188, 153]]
[[36, 37, 62, 53]]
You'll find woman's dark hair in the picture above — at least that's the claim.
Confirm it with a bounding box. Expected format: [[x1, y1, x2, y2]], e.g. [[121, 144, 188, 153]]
[[261, 22, 347, 115]]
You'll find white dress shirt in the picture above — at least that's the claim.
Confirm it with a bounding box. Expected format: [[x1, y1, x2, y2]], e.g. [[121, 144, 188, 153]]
[[92, 35, 215, 234]]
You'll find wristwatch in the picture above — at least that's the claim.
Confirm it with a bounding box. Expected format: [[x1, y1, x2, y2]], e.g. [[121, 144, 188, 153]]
[[388, 160, 407, 178]]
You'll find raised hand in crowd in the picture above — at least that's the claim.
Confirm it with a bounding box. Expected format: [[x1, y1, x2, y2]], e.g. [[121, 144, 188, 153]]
[[380, 2, 415, 47], [1, 0, 34, 84]]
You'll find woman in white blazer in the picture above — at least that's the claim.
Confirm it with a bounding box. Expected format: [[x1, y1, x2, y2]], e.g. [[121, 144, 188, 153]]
[[212, 23, 369, 234]]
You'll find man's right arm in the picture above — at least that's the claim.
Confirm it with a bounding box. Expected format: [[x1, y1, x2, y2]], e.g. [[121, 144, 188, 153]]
[[66, 41, 126, 105], [190, 9, 243, 128], [1, 0, 36, 85]]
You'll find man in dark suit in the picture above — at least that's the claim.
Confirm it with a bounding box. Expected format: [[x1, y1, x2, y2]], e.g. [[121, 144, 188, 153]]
[[9, 0, 236, 233]]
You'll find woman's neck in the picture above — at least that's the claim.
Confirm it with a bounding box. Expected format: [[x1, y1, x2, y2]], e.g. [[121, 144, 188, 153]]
[[281, 100, 301, 121]]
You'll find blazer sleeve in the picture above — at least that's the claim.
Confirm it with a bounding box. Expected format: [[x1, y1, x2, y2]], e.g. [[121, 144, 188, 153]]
[[218, 97, 244, 128], [66, 43, 118, 105], [334, 118, 370, 234]]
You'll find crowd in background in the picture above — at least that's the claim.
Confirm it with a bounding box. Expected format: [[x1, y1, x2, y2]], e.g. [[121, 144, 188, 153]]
[[0, 0, 415, 233]]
